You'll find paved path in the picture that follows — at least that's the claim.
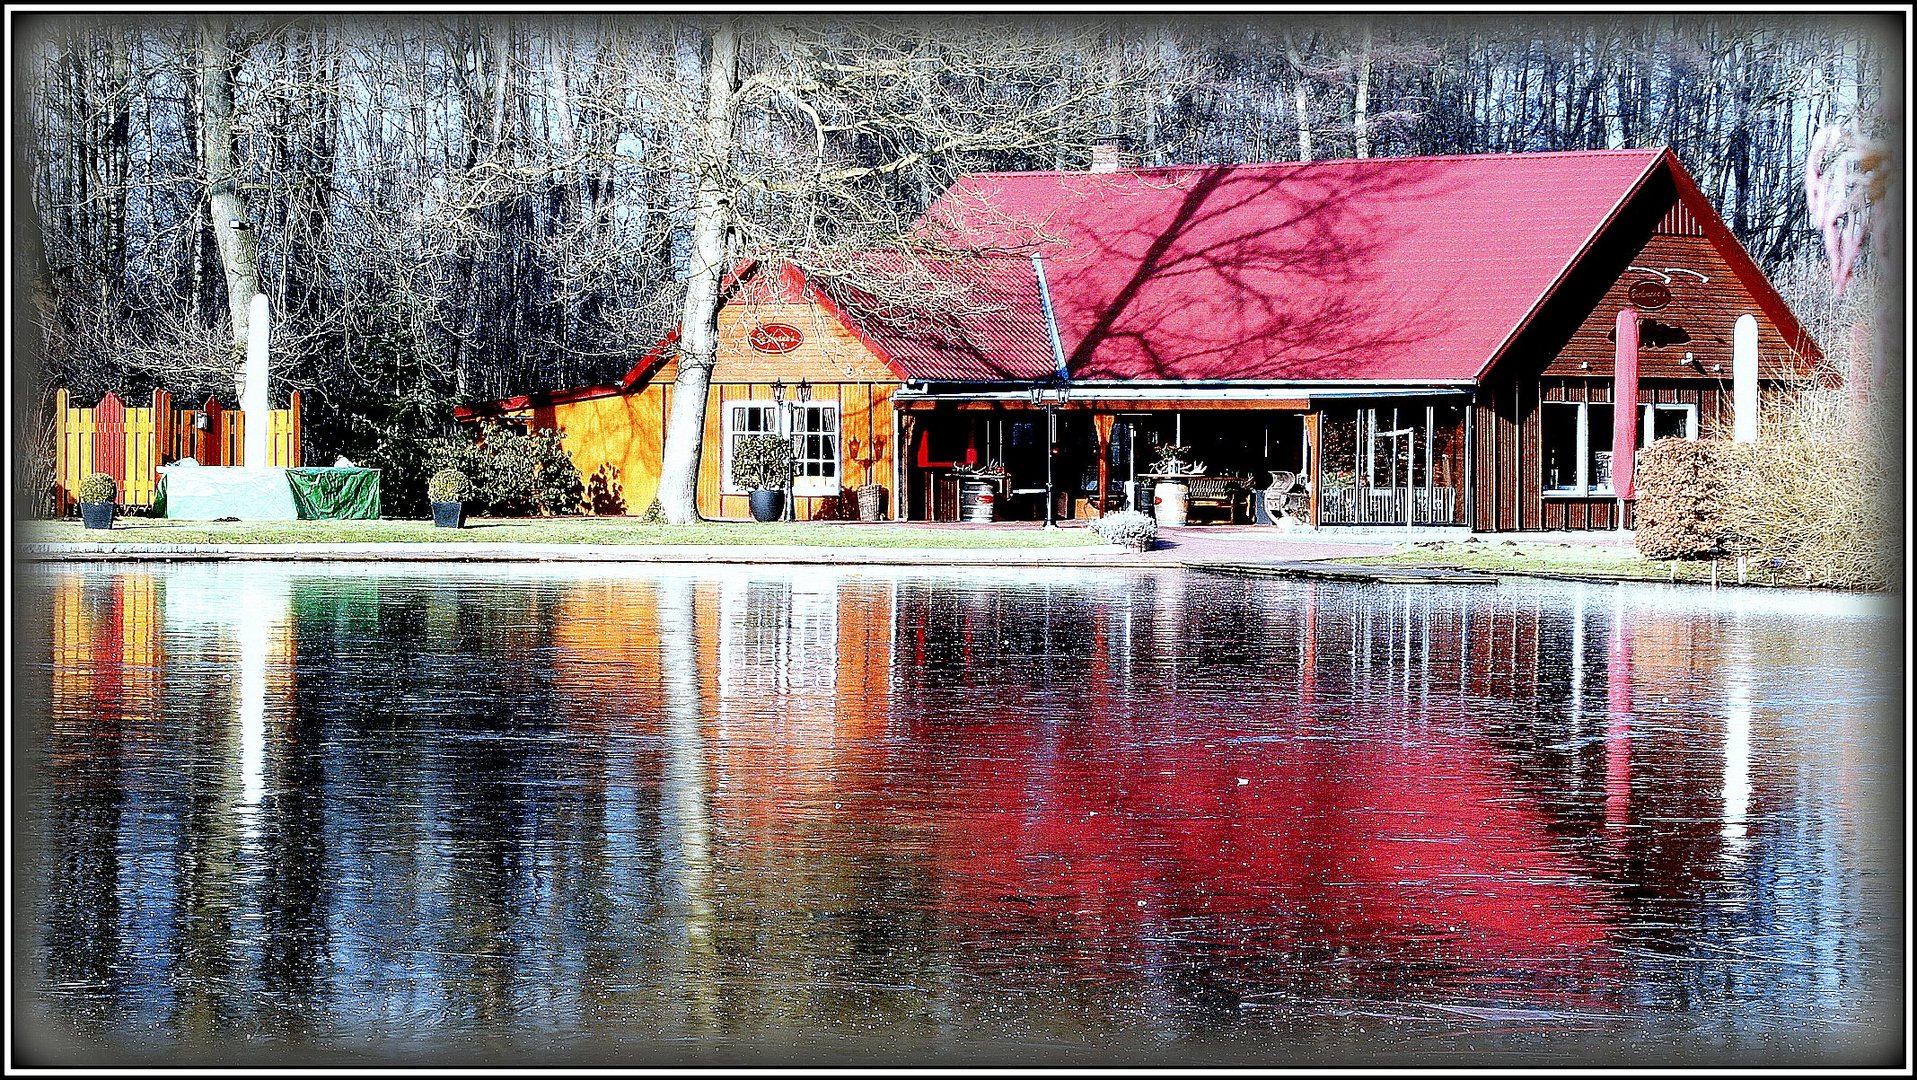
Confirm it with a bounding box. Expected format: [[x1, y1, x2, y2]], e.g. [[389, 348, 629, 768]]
[[19, 522, 1635, 585]]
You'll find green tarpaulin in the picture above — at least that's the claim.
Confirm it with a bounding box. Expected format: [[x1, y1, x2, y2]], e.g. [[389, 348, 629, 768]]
[[286, 467, 382, 519]]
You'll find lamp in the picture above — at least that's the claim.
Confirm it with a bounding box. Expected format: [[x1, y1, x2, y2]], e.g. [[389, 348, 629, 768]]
[[1029, 378, 1070, 529], [796, 378, 811, 403], [771, 379, 785, 405]]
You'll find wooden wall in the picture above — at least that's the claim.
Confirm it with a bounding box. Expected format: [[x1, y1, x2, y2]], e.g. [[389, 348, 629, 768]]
[[1471, 165, 1814, 532], [538, 288, 903, 519]]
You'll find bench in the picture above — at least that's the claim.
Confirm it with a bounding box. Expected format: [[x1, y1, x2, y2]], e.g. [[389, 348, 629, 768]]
[[1184, 475, 1252, 523]]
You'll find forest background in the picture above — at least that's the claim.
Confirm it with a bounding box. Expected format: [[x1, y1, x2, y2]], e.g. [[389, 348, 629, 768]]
[[11, 12, 1899, 515]]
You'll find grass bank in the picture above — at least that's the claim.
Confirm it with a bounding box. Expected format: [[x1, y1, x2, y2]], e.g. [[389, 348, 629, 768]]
[[1335, 540, 1817, 588], [22, 517, 1103, 549]]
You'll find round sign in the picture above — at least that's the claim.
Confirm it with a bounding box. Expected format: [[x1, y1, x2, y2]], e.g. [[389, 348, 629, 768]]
[[748, 322, 804, 353], [1628, 280, 1673, 310]]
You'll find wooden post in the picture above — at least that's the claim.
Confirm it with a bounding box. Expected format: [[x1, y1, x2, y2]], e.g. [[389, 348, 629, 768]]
[[897, 412, 919, 521], [201, 397, 224, 465], [287, 389, 303, 466], [95, 392, 127, 499], [1306, 411, 1323, 529], [53, 388, 69, 515], [1092, 412, 1114, 517]]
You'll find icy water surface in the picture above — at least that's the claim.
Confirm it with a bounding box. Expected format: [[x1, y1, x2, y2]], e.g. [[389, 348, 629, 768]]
[[15, 562, 1903, 1066]]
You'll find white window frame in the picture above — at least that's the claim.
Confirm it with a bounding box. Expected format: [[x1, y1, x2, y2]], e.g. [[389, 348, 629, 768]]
[[791, 401, 840, 497], [722, 400, 779, 495], [1641, 402, 1699, 445], [1543, 401, 1617, 498]]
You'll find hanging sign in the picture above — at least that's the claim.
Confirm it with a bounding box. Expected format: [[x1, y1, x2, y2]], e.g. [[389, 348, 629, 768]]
[[748, 323, 804, 354], [1627, 280, 1672, 310]]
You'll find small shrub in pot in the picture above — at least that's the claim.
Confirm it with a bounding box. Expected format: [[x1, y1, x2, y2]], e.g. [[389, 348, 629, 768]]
[[77, 472, 118, 529], [731, 435, 795, 522], [1091, 509, 1158, 551], [428, 467, 472, 528]]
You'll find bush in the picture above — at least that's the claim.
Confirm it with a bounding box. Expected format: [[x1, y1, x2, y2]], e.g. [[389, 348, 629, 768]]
[[77, 472, 118, 504], [1090, 509, 1158, 549], [427, 467, 472, 504], [426, 420, 583, 516], [1633, 439, 1732, 560], [730, 434, 795, 490], [1712, 384, 1896, 590]]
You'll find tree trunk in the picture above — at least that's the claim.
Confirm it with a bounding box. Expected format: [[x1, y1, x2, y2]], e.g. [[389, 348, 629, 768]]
[[1284, 31, 1312, 161], [657, 20, 739, 525], [200, 17, 260, 394], [1353, 24, 1372, 158]]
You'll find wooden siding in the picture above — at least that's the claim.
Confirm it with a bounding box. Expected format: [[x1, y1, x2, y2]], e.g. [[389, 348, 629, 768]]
[[535, 293, 902, 519], [1540, 232, 1806, 382], [1473, 171, 1814, 532], [1475, 377, 1765, 531]]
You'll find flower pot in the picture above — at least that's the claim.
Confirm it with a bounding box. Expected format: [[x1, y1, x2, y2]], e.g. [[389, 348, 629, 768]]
[[1152, 480, 1189, 527], [80, 501, 115, 530], [431, 501, 466, 528], [749, 488, 786, 522], [856, 484, 885, 521]]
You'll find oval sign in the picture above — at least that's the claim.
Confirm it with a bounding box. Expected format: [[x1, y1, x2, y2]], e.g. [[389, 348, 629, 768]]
[[1628, 280, 1673, 310], [748, 322, 804, 354]]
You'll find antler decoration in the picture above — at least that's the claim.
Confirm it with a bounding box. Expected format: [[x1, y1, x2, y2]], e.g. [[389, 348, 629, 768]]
[[1805, 123, 1888, 299]]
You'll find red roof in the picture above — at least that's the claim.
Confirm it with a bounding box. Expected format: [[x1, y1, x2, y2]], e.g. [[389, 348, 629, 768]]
[[811, 253, 1057, 382], [895, 149, 1668, 383]]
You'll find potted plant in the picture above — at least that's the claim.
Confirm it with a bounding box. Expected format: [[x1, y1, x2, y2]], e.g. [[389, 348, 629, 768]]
[[1148, 445, 1205, 528], [77, 473, 117, 529], [1091, 509, 1158, 552], [732, 434, 795, 522], [428, 467, 472, 528]]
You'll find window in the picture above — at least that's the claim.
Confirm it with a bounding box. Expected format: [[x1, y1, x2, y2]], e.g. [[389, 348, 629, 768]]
[[1543, 401, 1615, 497], [1643, 403, 1697, 444], [722, 401, 778, 494], [792, 402, 840, 496]]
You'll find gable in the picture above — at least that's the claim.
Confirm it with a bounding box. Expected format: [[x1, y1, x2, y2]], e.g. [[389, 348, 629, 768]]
[[1492, 155, 1821, 384]]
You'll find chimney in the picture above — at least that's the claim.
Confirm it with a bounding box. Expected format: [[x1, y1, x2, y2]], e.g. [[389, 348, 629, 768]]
[[1089, 132, 1138, 174]]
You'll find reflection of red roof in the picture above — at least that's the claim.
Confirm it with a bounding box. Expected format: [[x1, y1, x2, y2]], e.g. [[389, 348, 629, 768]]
[[908, 149, 1666, 383], [920, 713, 1620, 983]]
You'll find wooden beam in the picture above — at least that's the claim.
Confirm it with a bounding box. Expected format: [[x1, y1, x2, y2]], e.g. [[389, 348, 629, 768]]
[[895, 397, 1313, 412], [1092, 412, 1115, 517]]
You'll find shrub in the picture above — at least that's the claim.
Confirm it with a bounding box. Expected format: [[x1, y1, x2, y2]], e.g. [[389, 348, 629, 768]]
[[1090, 509, 1158, 549], [1711, 384, 1896, 590], [426, 420, 583, 516], [730, 434, 795, 490], [77, 472, 118, 504], [1633, 439, 1732, 561], [427, 467, 472, 504]]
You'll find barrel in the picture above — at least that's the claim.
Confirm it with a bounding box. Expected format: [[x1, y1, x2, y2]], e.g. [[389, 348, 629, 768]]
[[1152, 479, 1189, 527], [961, 479, 997, 522]]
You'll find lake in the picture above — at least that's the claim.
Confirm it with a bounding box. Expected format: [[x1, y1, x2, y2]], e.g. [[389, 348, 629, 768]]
[[14, 562, 1903, 1067]]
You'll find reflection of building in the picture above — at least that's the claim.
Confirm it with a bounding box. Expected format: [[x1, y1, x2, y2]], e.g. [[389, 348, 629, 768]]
[[462, 148, 1818, 532]]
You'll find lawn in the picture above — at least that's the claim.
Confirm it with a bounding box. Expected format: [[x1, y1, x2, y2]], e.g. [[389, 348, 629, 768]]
[[21, 516, 1103, 549], [1337, 540, 1804, 587]]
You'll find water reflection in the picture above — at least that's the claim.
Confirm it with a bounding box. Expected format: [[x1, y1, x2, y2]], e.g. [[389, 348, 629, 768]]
[[18, 564, 1900, 1066]]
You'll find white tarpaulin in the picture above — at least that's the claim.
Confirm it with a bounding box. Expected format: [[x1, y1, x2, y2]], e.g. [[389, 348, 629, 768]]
[[157, 465, 299, 520]]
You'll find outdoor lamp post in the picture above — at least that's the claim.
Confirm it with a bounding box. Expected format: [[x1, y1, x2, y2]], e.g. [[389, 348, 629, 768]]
[[781, 378, 810, 521], [1030, 379, 1071, 529]]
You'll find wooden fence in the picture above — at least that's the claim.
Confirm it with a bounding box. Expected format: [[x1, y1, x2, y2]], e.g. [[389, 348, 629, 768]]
[[52, 388, 303, 513]]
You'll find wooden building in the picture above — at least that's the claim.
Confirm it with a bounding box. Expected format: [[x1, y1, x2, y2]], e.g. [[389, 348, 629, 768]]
[[459, 147, 1819, 531]]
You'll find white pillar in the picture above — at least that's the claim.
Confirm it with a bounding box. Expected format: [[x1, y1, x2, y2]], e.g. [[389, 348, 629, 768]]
[[244, 292, 271, 466], [1732, 314, 1758, 443]]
